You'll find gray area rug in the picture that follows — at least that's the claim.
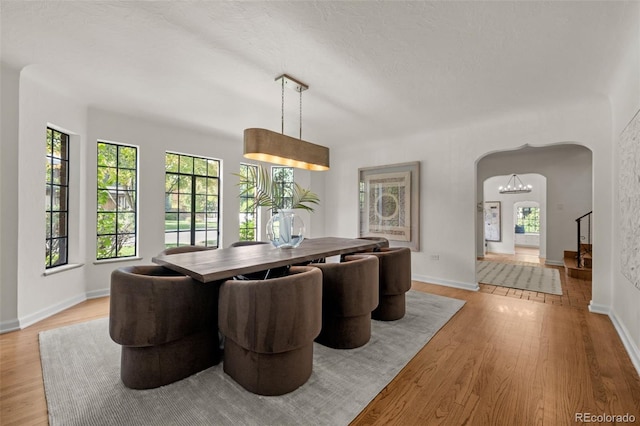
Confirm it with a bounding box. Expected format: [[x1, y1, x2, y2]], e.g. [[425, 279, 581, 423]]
[[39, 290, 465, 426], [477, 260, 562, 295]]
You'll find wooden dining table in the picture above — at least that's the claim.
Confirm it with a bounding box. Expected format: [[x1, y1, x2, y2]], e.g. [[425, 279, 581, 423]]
[[152, 237, 382, 283]]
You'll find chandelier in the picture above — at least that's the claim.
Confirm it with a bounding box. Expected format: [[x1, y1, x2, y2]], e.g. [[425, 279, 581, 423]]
[[499, 174, 532, 194], [243, 74, 330, 171]]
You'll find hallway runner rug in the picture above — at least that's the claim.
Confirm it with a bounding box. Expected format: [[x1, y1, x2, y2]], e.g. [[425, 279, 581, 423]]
[[39, 290, 465, 426], [477, 260, 562, 295]]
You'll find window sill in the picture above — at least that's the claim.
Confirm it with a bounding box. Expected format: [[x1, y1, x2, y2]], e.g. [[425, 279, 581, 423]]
[[93, 256, 143, 265], [43, 263, 84, 276]]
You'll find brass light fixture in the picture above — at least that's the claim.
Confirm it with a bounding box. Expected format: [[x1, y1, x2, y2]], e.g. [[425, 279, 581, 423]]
[[499, 174, 532, 194], [244, 74, 330, 171]]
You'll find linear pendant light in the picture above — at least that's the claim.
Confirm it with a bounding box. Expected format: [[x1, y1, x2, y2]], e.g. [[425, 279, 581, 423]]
[[243, 74, 330, 171]]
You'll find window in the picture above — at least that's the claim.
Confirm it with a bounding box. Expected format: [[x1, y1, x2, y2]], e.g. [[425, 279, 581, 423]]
[[516, 206, 540, 234], [271, 166, 294, 212], [238, 164, 258, 241], [96, 142, 138, 260], [45, 128, 69, 268], [165, 153, 220, 248]]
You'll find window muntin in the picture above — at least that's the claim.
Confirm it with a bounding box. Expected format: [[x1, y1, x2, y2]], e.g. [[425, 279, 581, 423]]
[[238, 164, 258, 241], [271, 166, 294, 212], [516, 206, 540, 234], [165, 153, 220, 249], [45, 128, 70, 268], [96, 142, 138, 260]]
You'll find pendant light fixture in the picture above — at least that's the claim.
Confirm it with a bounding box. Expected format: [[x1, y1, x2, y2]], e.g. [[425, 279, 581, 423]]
[[244, 74, 330, 171], [498, 174, 532, 194]]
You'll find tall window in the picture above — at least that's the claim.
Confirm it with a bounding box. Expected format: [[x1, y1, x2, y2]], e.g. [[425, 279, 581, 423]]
[[165, 153, 220, 248], [238, 164, 258, 241], [516, 206, 540, 234], [271, 166, 294, 212], [45, 128, 69, 268], [96, 142, 138, 260]]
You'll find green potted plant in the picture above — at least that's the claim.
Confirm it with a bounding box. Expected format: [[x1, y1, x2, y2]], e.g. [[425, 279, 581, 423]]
[[237, 165, 320, 248]]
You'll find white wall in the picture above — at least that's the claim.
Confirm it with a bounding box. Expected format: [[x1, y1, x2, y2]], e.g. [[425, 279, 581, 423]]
[[0, 62, 21, 331], [608, 4, 640, 375], [483, 174, 547, 257], [2, 68, 323, 330], [16, 66, 89, 327], [325, 97, 610, 296], [478, 145, 592, 265]]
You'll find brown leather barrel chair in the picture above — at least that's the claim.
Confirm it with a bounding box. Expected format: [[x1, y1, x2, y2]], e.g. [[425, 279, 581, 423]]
[[109, 265, 221, 389], [363, 247, 412, 321], [312, 255, 379, 349], [217, 266, 322, 396], [358, 236, 390, 250], [158, 245, 215, 255]]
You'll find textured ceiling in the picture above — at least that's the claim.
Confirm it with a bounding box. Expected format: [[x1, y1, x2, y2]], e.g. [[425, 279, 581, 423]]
[[1, 1, 637, 147]]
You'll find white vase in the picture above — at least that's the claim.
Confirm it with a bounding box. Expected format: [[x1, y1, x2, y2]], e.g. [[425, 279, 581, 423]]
[[266, 209, 305, 249]]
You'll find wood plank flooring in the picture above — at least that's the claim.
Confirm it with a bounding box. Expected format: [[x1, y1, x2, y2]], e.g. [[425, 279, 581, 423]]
[[1, 262, 639, 425]]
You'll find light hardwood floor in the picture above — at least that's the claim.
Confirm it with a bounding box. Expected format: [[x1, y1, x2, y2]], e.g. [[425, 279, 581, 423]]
[[1, 265, 639, 425]]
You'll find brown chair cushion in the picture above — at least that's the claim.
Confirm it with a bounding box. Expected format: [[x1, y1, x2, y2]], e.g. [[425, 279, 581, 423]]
[[366, 247, 412, 296], [312, 255, 379, 318], [158, 245, 215, 256], [218, 266, 322, 354], [109, 265, 219, 347]]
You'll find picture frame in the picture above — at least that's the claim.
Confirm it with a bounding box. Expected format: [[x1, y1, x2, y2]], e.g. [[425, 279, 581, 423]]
[[484, 201, 501, 242], [358, 161, 420, 251]]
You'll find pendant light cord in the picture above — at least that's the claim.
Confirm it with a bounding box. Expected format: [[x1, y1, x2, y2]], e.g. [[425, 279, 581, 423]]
[[299, 89, 303, 140], [281, 77, 285, 135]]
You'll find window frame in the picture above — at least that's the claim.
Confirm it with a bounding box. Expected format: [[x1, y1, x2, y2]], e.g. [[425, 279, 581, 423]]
[[96, 141, 139, 260], [164, 152, 221, 249], [238, 163, 258, 241], [516, 205, 541, 235], [45, 127, 70, 269], [271, 166, 294, 212]]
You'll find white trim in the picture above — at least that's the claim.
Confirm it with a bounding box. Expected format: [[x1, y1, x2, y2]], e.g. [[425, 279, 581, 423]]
[[544, 259, 564, 267], [609, 310, 640, 378], [42, 263, 84, 276], [588, 301, 610, 315], [412, 274, 480, 292], [0, 319, 20, 334], [18, 293, 86, 330], [87, 288, 110, 299], [93, 256, 143, 265]]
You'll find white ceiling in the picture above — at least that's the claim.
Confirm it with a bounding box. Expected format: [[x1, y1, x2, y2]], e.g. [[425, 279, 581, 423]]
[[1, 1, 637, 147]]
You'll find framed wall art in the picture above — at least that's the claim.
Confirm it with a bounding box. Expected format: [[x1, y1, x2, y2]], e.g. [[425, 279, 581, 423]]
[[484, 201, 501, 242], [358, 161, 420, 251]]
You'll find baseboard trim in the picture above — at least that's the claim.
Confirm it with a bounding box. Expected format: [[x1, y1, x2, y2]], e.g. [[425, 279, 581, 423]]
[[18, 293, 87, 330], [412, 273, 479, 292], [609, 310, 640, 377], [589, 301, 640, 377], [86, 288, 110, 299], [588, 301, 610, 315], [544, 259, 564, 267], [0, 318, 20, 334]]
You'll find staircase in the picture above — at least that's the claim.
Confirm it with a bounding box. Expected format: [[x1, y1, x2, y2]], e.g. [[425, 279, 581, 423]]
[[564, 244, 592, 280], [563, 211, 592, 280]]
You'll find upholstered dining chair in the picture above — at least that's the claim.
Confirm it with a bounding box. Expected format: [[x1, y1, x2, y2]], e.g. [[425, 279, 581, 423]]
[[360, 247, 412, 321], [109, 265, 221, 389], [158, 245, 215, 256], [357, 236, 390, 250], [228, 240, 269, 247], [217, 266, 322, 396], [312, 254, 379, 349]]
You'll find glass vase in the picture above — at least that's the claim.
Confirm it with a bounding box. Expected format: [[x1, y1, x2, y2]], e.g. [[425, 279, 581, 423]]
[[266, 209, 305, 249]]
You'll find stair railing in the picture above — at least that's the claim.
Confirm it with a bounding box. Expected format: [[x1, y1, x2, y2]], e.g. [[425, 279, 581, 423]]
[[575, 211, 592, 268]]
